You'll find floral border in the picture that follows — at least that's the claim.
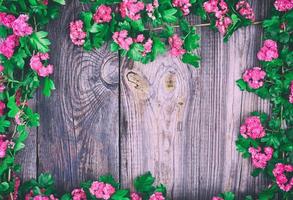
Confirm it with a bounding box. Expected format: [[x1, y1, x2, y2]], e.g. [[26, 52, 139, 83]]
[[0, 0, 292, 200]]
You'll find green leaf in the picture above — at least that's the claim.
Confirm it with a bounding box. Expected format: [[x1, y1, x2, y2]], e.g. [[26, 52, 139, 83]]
[[38, 173, 54, 188], [152, 37, 166, 58], [14, 142, 25, 153], [111, 189, 129, 200], [43, 77, 55, 97], [222, 192, 235, 200], [0, 182, 9, 192], [99, 174, 119, 189], [60, 193, 71, 200], [162, 9, 177, 23], [53, 0, 66, 5], [236, 79, 247, 91], [134, 172, 155, 194], [184, 34, 200, 51], [128, 43, 144, 61], [7, 96, 20, 118], [80, 12, 92, 31], [0, 116, 10, 133], [30, 31, 51, 53], [110, 42, 119, 52], [13, 49, 27, 69], [131, 19, 145, 31], [182, 53, 200, 68]]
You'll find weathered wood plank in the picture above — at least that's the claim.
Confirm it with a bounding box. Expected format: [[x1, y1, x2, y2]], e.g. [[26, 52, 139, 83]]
[[120, 1, 274, 199], [16, 98, 37, 181], [37, 0, 119, 192]]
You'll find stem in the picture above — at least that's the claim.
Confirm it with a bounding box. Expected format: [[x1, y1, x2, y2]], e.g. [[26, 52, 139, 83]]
[[149, 21, 263, 31]]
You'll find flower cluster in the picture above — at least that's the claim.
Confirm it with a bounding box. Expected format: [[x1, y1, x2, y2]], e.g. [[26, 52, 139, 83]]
[[168, 34, 186, 56], [212, 197, 223, 200], [30, 53, 53, 77], [69, 0, 257, 65], [0, 135, 9, 158], [273, 163, 293, 192], [149, 192, 165, 200], [89, 181, 116, 199], [146, 0, 159, 20], [242, 67, 266, 89], [236, 0, 255, 21], [257, 39, 279, 62], [274, 0, 293, 12], [131, 192, 142, 200], [93, 5, 112, 24], [120, 0, 145, 21], [203, 0, 232, 35], [112, 30, 133, 50], [248, 146, 273, 169], [172, 0, 192, 16], [240, 116, 266, 139], [69, 20, 86, 46], [0, 13, 32, 59], [71, 188, 87, 200]]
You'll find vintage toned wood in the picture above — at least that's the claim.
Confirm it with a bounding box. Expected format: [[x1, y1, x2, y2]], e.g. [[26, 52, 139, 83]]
[[19, 0, 278, 199], [36, 0, 120, 192], [120, 1, 274, 200], [16, 99, 37, 181]]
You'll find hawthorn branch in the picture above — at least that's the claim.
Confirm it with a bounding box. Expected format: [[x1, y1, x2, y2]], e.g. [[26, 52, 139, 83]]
[[150, 21, 263, 31]]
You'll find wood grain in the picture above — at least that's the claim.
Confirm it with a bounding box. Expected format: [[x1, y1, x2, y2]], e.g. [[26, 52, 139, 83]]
[[120, 1, 274, 199], [15, 98, 37, 181], [18, 0, 277, 199], [36, 0, 119, 192]]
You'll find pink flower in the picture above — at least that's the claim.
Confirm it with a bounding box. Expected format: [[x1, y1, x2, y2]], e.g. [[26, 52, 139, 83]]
[[212, 197, 224, 200], [240, 116, 266, 139], [215, 16, 232, 35], [0, 101, 5, 116], [257, 39, 279, 62], [71, 188, 87, 200], [89, 181, 115, 200], [33, 195, 58, 200], [146, 0, 159, 19], [0, 135, 9, 158], [30, 53, 53, 77], [135, 34, 145, 43], [11, 14, 33, 37], [172, 0, 192, 16], [242, 67, 266, 89], [43, 0, 49, 5], [120, 0, 145, 21], [70, 20, 87, 46], [203, 0, 231, 34], [236, 1, 255, 21], [289, 81, 293, 103], [168, 34, 186, 57], [15, 111, 23, 125], [93, 5, 112, 23], [0, 12, 16, 28], [143, 38, 153, 56], [0, 34, 19, 59], [274, 0, 293, 12], [149, 192, 165, 200], [112, 30, 133, 50], [131, 192, 142, 200], [273, 163, 293, 192], [248, 146, 273, 169], [203, 0, 229, 18]]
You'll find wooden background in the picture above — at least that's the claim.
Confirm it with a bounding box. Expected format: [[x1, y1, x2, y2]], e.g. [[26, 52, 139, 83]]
[[17, 0, 275, 199]]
